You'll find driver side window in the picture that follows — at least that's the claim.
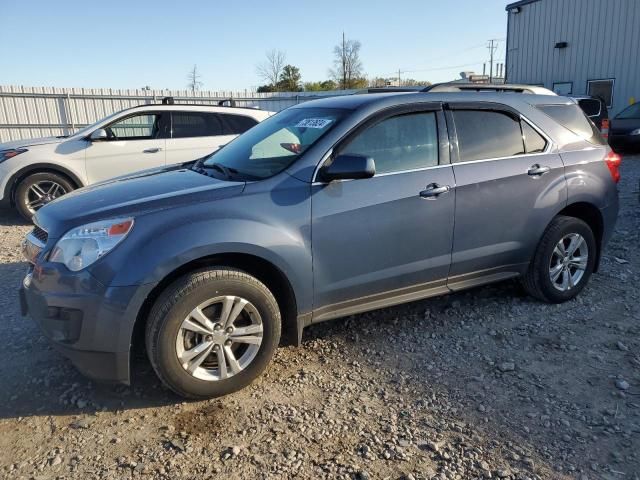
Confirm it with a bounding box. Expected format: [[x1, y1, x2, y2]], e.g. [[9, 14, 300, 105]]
[[340, 112, 439, 174], [107, 113, 165, 140]]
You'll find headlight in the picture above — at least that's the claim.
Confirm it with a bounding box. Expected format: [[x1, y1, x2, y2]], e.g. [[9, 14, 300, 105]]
[[0, 148, 28, 163], [49, 217, 134, 271], [630, 128, 640, 136]]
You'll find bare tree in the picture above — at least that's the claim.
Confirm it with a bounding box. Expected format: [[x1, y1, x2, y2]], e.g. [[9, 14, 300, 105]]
[[187, 65, 203, 93], [256, 49, 286, 90], [329, 33, 363, 89]]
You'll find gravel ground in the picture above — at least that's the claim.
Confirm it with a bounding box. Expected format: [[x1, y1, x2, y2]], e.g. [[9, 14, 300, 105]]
[[0, 157, 638, 480]]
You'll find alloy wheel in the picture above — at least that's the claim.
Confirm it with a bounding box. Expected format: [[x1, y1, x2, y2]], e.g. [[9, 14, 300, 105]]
[[175, 296, 263, 381], [24, 180, 67, 214], [548, 233, 589, 291]]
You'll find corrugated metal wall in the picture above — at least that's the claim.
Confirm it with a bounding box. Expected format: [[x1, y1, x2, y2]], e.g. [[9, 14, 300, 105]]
[[506, 0, 640, 116], [0, 86, 357, 142]]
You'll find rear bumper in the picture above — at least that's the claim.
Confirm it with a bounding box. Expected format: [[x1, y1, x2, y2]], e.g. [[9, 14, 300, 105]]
[[609, 134, 640, 153], [21, 263, 156, 384]]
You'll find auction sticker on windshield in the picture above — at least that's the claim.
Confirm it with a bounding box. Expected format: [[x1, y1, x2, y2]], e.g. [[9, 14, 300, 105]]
[[295, 118, 333, 129]]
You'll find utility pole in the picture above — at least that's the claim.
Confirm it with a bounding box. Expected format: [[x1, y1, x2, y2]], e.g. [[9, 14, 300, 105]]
[[342, 32, 346, 90], [487, 39, 498, 84], [398, 69, 401, 87]]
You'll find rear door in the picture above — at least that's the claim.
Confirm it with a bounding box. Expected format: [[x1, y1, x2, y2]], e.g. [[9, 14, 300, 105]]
[[165, 111, 236, 164], [85, 111, 168, 183], [311, 104, 455, 319], [446, 103, 566, 288]]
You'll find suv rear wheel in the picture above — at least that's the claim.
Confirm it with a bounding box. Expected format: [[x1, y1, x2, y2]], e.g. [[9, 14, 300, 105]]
[[522, 215, 596, 303], [15, 172, 74, 220], [145, 267, 281, 399]]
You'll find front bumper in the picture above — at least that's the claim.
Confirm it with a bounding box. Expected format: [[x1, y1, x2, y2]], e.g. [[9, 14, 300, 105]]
[[21, 262, 155, 384], [0, 160, 12, 206]]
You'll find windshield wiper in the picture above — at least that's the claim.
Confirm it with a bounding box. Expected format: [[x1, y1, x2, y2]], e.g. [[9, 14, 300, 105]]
[[191, 159, 260, 181], [209, 163, 232, 180]]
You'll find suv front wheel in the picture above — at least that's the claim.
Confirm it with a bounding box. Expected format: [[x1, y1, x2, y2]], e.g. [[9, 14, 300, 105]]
[[522, 215, 597, 303], [15, 172, 74, 220], [146, 267, 281, 399]]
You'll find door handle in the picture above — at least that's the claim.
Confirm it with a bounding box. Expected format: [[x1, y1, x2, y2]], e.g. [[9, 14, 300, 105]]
[[527, 164, 550, 176], [143, 147, 162, 153], [419, 183, 451, 199]]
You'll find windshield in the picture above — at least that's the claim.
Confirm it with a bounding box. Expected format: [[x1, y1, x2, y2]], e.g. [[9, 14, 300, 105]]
[[616, 103, 640, 119], [202, 107, 348, 179]]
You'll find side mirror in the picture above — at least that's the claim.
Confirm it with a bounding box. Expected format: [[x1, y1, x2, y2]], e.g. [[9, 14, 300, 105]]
[[319, 154, 375, 182], [89, 128, 108, 141]]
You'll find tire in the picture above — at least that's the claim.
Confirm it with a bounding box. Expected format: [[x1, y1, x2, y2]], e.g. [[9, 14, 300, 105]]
[[522, 215, 597, 303], [15, 172, 75, 220], [145, 267, 281, 399]]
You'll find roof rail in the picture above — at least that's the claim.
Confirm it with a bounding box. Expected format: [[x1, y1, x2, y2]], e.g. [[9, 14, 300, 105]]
[[422, 83, 557, 95], [218, 98, 237, 107], [143, 97, 261, 110], [363, 86, 427, 94]]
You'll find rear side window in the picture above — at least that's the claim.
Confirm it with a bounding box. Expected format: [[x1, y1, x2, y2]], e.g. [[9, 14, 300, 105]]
[[221, 114, 258, 135], [171, 112, 223, 138], [453, 110, 524, 162], [340, 112, 438, 174], [522, 121, 547, 153], [537, 104, 606, 145]]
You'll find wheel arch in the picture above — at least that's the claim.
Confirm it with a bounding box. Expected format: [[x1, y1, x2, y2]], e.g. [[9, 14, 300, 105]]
[[556, 202, 604, 272], [131, 252, 300, 359], [5, 163, 84, 205]]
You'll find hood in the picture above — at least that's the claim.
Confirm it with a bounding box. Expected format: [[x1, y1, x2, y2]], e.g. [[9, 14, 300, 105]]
[[34, 166, 245, 238], [610, 118, 640, 135], [0, 136, 64, 150]]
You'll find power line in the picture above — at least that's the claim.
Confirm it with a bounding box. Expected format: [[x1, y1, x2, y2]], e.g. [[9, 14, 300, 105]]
[[374, 61, 485, 79], [372, 38, 506, 80]]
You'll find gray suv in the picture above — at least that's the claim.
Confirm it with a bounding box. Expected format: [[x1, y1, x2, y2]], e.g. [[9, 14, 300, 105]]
[[21, 92, 620, 399]]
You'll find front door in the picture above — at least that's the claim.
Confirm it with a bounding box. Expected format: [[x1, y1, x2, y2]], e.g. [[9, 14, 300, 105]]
[[446, 105, 567, 286], [86, 112, 168, 183], [311, 106, 455, 320]]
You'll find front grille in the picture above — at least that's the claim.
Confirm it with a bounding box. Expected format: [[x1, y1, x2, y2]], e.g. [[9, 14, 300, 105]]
[[31, 226, 48, 244]]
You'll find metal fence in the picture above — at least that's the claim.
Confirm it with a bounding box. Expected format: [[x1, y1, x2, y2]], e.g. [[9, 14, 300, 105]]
[[0, 86, 359, 142]]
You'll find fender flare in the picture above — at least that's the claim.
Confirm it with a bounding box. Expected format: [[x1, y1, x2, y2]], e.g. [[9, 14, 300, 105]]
[[4, 163, 85, 205]]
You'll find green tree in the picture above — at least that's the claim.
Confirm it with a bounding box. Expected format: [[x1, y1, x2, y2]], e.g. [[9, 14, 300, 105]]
[[256, 84, 275, 93], [277, 64, 303, 92], [304, 80, 338, 91], [350, 77, 368, 89]]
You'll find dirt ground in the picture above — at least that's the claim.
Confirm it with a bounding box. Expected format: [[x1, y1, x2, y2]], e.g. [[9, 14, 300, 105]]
[[0, 157, 638, 480]]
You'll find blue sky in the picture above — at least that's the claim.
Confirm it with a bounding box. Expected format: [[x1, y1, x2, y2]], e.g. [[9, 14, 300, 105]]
[[1, 0, 509, 91]]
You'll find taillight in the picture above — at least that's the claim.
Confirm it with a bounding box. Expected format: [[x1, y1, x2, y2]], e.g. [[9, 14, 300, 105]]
[[605, 151, 622, 183], [601, 118, 610, 138]]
